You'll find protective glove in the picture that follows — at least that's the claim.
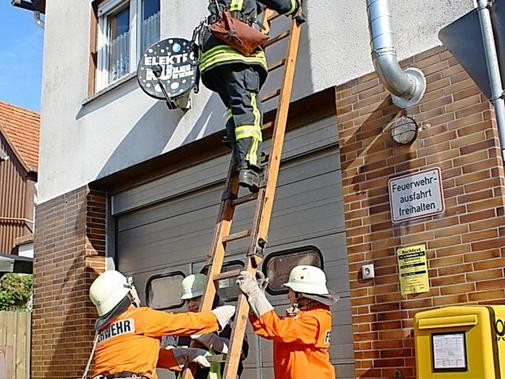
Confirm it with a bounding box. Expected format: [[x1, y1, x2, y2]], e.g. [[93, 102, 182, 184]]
[[237, 271, 273, 318], [172, 347, 211, 368], [211, 305, 235, 330], [236, 271, 261, 297], [191, 333, 229, 354]]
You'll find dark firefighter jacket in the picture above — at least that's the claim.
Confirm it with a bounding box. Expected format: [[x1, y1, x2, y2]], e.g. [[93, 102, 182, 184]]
[[199, 0, 299, 87]]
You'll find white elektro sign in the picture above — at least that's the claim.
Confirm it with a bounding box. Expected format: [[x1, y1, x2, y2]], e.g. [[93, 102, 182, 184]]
[[388, 168, 445, 223]]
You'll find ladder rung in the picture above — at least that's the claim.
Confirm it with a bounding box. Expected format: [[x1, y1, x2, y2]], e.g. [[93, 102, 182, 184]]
[[213, 269, 242, 281], [261, 89, 281, 102], [264, 30, 290, 47], [268, 58, 286, 72], [267, 11, 280, 22], [262, 121, 273, 130], [231, 192, 258, 207], [222, 230, 251, 243]]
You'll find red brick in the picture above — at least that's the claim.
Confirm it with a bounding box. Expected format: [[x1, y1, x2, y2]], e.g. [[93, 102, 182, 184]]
[[476, 279, 505, 291], [433, 294, 468, 306], [468, 289, 505, 301], [33, 187, 106, 379]]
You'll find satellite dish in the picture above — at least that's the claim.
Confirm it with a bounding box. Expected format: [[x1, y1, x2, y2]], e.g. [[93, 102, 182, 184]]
[[137, 38, 199, 110]]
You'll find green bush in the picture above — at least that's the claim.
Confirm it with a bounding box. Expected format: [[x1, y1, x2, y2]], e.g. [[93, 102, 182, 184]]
[[0, 273, 33, 311]]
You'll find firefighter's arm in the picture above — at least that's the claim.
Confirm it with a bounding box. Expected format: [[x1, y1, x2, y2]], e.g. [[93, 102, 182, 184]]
[[141, 306, 235, 337], [157, 348, 182, 372], [157, 347, 211, 370], [257, 0, 299, 16], [191, 333, 229, 354], [249, 313, 274, 340], [141, 307, 219, 337], [255, 309, 321, 344]]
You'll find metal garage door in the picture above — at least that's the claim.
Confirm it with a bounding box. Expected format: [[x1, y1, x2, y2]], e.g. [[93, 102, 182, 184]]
[[111, 116, 355, 378]]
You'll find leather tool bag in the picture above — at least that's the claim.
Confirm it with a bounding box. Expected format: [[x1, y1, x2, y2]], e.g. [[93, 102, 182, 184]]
[[209, 9, 268, 56]]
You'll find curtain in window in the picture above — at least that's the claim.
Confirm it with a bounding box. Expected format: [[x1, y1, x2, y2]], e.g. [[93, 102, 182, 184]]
[[141, 0, 160, 53]]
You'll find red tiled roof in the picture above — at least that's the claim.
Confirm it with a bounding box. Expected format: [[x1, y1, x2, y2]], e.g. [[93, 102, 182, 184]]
[[0, 101, 40, 172]]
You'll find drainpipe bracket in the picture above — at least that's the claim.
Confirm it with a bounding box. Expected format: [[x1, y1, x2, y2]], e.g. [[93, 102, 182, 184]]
[[391, 67, 426, 109], [478, 0, 493, 10]]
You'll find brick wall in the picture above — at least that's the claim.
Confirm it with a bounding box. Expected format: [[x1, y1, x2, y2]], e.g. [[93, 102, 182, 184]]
[[32, 186, 106, 378], [336, 45, 505, 378]]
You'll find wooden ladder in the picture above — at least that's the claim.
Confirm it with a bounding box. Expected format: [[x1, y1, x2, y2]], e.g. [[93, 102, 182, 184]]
[[182, 5, 304, 379]]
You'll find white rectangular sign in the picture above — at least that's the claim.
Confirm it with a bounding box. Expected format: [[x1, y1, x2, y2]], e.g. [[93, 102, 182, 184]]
[[388, 168, 445, 223], [432, 333, 467, 371]]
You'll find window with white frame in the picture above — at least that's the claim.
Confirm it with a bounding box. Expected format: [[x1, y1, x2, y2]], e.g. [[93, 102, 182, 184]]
[[263, 246, 323, 295], [146, 271, 185, 310], [96, 0, 160, 91]]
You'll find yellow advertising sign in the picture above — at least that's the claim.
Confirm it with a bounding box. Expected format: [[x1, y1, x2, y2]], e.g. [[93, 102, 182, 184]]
[[397, 243, 429, 296]]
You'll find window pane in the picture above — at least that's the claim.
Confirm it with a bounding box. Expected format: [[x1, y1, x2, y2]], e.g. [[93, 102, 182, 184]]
[[141, 0, 160, 53], [147, 273, 185, 310], [264, 248, 323, 294], [107, 5, 130, 83]]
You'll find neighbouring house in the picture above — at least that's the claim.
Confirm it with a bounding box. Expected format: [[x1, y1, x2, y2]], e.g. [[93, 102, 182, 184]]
[[0, 101, 39, 273]]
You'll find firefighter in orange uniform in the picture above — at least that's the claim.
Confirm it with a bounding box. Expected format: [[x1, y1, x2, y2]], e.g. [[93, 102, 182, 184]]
[[237, 265, 339, 379], [84, 270, 235, 379]]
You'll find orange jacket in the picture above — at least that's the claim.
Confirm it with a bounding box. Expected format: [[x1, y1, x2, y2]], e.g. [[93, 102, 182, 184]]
[[250, 304, 335, 379], [93, 306, 219, 379]]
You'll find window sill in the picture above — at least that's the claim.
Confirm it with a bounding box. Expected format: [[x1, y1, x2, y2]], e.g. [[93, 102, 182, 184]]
[[82, 72, 138, 106]]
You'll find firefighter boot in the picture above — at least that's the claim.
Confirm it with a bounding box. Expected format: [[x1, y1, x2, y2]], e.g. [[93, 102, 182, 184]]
[[238, 163, 262, 193]]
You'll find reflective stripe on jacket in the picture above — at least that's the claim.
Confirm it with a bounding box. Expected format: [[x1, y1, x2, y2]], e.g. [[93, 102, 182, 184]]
[[200, 0, 298, 79]]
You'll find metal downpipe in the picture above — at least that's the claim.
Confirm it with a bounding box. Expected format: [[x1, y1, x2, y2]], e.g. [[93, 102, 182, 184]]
[[366, 0, 426, 108], [477, 0, 505, 161]]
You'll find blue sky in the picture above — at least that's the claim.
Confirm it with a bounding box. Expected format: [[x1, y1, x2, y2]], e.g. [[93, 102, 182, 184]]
[[0, 1, 44, 112]]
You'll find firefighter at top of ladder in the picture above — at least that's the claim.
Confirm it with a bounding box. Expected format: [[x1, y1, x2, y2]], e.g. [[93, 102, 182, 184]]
[[199, 0, 301, 193], [82, 270, 236, 379], [237, 265, 340, 379], [162, 274, 249, 379]]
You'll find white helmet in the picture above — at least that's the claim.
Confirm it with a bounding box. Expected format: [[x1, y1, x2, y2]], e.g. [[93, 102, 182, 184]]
[[89, 270, 135, 316], [181, 274, 208, 300], [283, 265, 329, 295]]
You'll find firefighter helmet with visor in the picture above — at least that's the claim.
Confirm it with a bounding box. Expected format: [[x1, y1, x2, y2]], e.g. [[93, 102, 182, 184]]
[[181, 273, 208, 300], [283, 265, 329, 295], [89, 270, 136, 316]]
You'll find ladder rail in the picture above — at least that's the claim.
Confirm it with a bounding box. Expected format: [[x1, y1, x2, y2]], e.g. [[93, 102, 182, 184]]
[[180, 167, 239, 379], [181, 5, 304, 379], [222, 10, 304, 379]]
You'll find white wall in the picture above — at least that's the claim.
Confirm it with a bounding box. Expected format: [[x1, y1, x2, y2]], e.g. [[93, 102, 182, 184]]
[[38, 0, 474, 203]]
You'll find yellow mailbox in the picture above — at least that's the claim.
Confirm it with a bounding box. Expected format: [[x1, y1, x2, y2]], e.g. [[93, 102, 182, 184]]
[[414, 305, 505, 378]]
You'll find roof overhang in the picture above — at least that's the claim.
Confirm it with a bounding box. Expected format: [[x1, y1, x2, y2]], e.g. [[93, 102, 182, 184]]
[[0, 254, 33, 274], [11, 0, 45, 14]]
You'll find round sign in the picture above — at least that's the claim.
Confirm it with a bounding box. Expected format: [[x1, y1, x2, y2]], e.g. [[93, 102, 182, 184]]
[[137, 38, 198, 100]]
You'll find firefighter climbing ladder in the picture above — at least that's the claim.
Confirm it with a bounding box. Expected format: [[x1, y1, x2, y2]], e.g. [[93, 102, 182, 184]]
[[182, 5, 305, 379]]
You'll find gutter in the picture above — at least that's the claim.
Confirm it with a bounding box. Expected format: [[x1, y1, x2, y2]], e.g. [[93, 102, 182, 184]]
[[477, 0, 505, 161], [366, 0, 426, 108]]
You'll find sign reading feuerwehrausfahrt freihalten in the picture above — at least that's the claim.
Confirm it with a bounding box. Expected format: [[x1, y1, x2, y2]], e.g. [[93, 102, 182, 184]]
[[388, 168, 445, 223]]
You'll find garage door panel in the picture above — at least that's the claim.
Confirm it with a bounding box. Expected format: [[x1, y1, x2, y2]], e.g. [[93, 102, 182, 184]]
[[116, 185, 222, 232], [112, 154, 229, 216], [112, 116, 337, 216]]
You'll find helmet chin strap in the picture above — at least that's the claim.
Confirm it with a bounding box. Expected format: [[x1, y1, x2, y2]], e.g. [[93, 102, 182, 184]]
[[129, 287, 141, 307], [127, 277, 141, 307], [286, 292, 303, 317]]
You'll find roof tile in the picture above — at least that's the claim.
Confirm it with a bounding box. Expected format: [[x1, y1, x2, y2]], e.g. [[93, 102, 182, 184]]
[[0, 101, 40, 172]]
